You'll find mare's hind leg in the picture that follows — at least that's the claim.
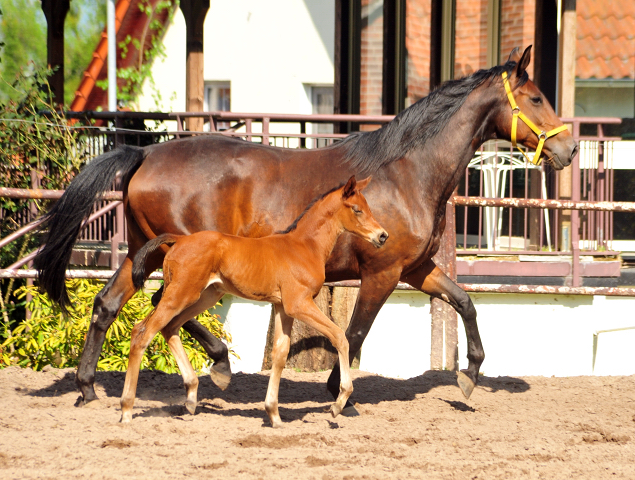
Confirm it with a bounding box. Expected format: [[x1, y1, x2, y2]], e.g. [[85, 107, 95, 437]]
[[152, 287, 231, 390], [401, 259, 483, 399], [285, 297, 353, 418], [76, 258, 141, 406], [264, 305, 294, 428]]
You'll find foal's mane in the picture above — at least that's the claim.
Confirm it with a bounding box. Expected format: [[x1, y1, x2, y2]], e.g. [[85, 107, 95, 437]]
[[341, 61, 528, 175], [278, 182, 347, 235]]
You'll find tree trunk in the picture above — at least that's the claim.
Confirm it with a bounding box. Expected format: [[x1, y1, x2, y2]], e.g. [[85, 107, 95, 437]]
[[261, 286, 359, 371]]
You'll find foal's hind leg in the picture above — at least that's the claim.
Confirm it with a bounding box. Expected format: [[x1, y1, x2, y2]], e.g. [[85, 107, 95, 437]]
[[264, 305, 294, 428], [152, 286, 231, 390], [402, 259, 484, 399], [120, 285, 206, 422], [285, 297, 353, 418]]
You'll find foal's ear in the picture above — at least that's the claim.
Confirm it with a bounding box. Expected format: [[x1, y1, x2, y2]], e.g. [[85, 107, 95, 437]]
[[355, 176, 372, 191], [515, 45, 532, 78], [342, 175, 357, 199]]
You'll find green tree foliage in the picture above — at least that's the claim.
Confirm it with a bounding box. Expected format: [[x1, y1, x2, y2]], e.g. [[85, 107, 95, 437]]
[[0, 0, 105, 106], [0, 2, 46, 103], [0, 279, 234, 373], [0, 65, 88, 329]]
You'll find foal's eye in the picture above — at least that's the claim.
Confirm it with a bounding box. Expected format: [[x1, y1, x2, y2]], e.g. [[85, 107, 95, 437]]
[[352, 206, 362, 215], [530, 96, 543, 105]]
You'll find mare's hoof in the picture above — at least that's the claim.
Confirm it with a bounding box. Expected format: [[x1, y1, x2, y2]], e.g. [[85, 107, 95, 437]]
[[209, 368, 231, 391], [330, 404, 343, 418], [341, 404, 360, 417], [457, 370, 476, 399], [75, 395, 100, 408]]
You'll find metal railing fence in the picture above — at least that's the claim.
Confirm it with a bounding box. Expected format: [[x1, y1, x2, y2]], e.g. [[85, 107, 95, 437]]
[[1, 111, 633, 293]]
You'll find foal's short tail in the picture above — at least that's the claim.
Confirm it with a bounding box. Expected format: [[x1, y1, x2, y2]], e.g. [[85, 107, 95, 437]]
[[131, 233, 181, 290]]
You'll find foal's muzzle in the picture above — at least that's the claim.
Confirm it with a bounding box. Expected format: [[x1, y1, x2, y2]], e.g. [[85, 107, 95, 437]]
[[373, 230, 389, 248]]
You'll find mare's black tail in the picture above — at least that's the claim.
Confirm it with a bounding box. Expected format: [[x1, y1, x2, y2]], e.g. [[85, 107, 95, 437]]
[[33, 145, 147, 311], [131, 233, 180, 290]]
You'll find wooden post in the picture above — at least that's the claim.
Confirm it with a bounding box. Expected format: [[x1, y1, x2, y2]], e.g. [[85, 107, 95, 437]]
[[430, 198, 458, 371], [181, 0, 209, 132], [41, 0, 70, 107], [382, 0, 406, 115], [334, 0, 361, 133], [557, 0, 577, 253]]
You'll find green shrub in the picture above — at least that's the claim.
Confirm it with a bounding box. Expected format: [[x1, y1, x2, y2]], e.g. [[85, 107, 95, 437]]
[[0, 279, 233, 374]]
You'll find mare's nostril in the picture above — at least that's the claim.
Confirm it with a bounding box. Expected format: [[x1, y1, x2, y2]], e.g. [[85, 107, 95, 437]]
[[379, 231, 389, 245]]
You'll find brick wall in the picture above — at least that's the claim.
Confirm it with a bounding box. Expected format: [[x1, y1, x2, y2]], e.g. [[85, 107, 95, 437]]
[[454, 0, 488, 78], [360, 0, 384, 118], [500, 0, 535, 77], [406, 0, 431, 105]]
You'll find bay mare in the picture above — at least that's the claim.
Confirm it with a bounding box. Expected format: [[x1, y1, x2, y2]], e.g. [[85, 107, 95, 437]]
[[34, 47, 577, 412], [122, 176, 387, 426]]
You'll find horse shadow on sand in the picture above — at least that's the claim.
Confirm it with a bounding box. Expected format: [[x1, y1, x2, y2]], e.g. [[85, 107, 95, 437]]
[[27, 367, 530, 421]]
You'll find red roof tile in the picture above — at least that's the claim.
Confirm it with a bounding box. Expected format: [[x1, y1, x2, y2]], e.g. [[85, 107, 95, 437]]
[[577, 0, 635, 80]]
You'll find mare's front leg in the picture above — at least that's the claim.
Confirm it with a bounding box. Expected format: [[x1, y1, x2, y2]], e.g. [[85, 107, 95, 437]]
[[286, 296, 355, 418], [264, 305, 294, 428], [401, 259, 483, 399], [326, 269, 401, 415], [77, 258, 139, 406], [152, 287, 231, 390]]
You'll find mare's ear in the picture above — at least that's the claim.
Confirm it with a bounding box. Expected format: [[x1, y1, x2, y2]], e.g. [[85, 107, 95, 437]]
[[507, 47, 521, 63], [355, 176, 372, 191], [515, 45, 532, 79], [342, 175, 357, 199]]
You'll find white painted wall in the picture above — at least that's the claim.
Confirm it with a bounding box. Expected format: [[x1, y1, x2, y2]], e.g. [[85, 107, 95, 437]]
[[136, 0, 334, 117], [215, 291, 635, 378]]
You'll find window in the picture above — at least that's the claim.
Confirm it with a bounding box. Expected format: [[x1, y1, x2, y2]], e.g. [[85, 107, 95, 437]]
[[204, 82, 231, 130], [311, 86, 334, 148]]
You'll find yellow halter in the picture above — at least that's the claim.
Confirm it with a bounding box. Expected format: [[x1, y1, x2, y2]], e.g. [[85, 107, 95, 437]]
[[501, 71, 568, 165]]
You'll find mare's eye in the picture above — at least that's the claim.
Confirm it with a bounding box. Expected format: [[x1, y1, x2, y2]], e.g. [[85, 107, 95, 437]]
[[530, 96, 542, 105], [352, 206, 362, 215]]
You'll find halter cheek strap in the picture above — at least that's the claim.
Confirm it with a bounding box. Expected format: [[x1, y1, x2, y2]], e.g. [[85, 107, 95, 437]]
[[501, 71, 568, 166]]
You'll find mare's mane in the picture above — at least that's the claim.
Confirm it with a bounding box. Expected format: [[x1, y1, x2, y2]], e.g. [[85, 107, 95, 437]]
[[341, 61, 528, 175], [278, 182, 347, 234]]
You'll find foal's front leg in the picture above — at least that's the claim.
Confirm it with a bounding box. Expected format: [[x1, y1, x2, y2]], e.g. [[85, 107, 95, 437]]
[[285, 297, 353, 418], [264, 305, 294, 428]]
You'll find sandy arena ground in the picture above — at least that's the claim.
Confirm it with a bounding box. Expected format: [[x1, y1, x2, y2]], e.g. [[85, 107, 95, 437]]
[[0, 366, 634, 479]]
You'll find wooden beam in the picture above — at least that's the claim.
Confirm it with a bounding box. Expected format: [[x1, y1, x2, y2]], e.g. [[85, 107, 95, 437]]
[[334, 0, 361, 133], [382, 0, 406, 114], [558, 0, 577, 251], [181, 0, 210, 132], [41, 0, 70, 107]]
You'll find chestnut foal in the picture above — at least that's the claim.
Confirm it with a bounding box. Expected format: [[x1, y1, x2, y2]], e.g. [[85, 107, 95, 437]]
[[121, 176, 388, 427]]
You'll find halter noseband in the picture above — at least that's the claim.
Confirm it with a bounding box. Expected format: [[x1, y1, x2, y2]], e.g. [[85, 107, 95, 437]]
[[501, 71, 568, 166]]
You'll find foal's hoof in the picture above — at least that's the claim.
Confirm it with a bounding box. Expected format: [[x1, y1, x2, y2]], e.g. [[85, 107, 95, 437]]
[[209, 368, 231, 391], [330, 404, 343, 418], [457, 370, 476, 399], [185, 400, 197, 415]]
